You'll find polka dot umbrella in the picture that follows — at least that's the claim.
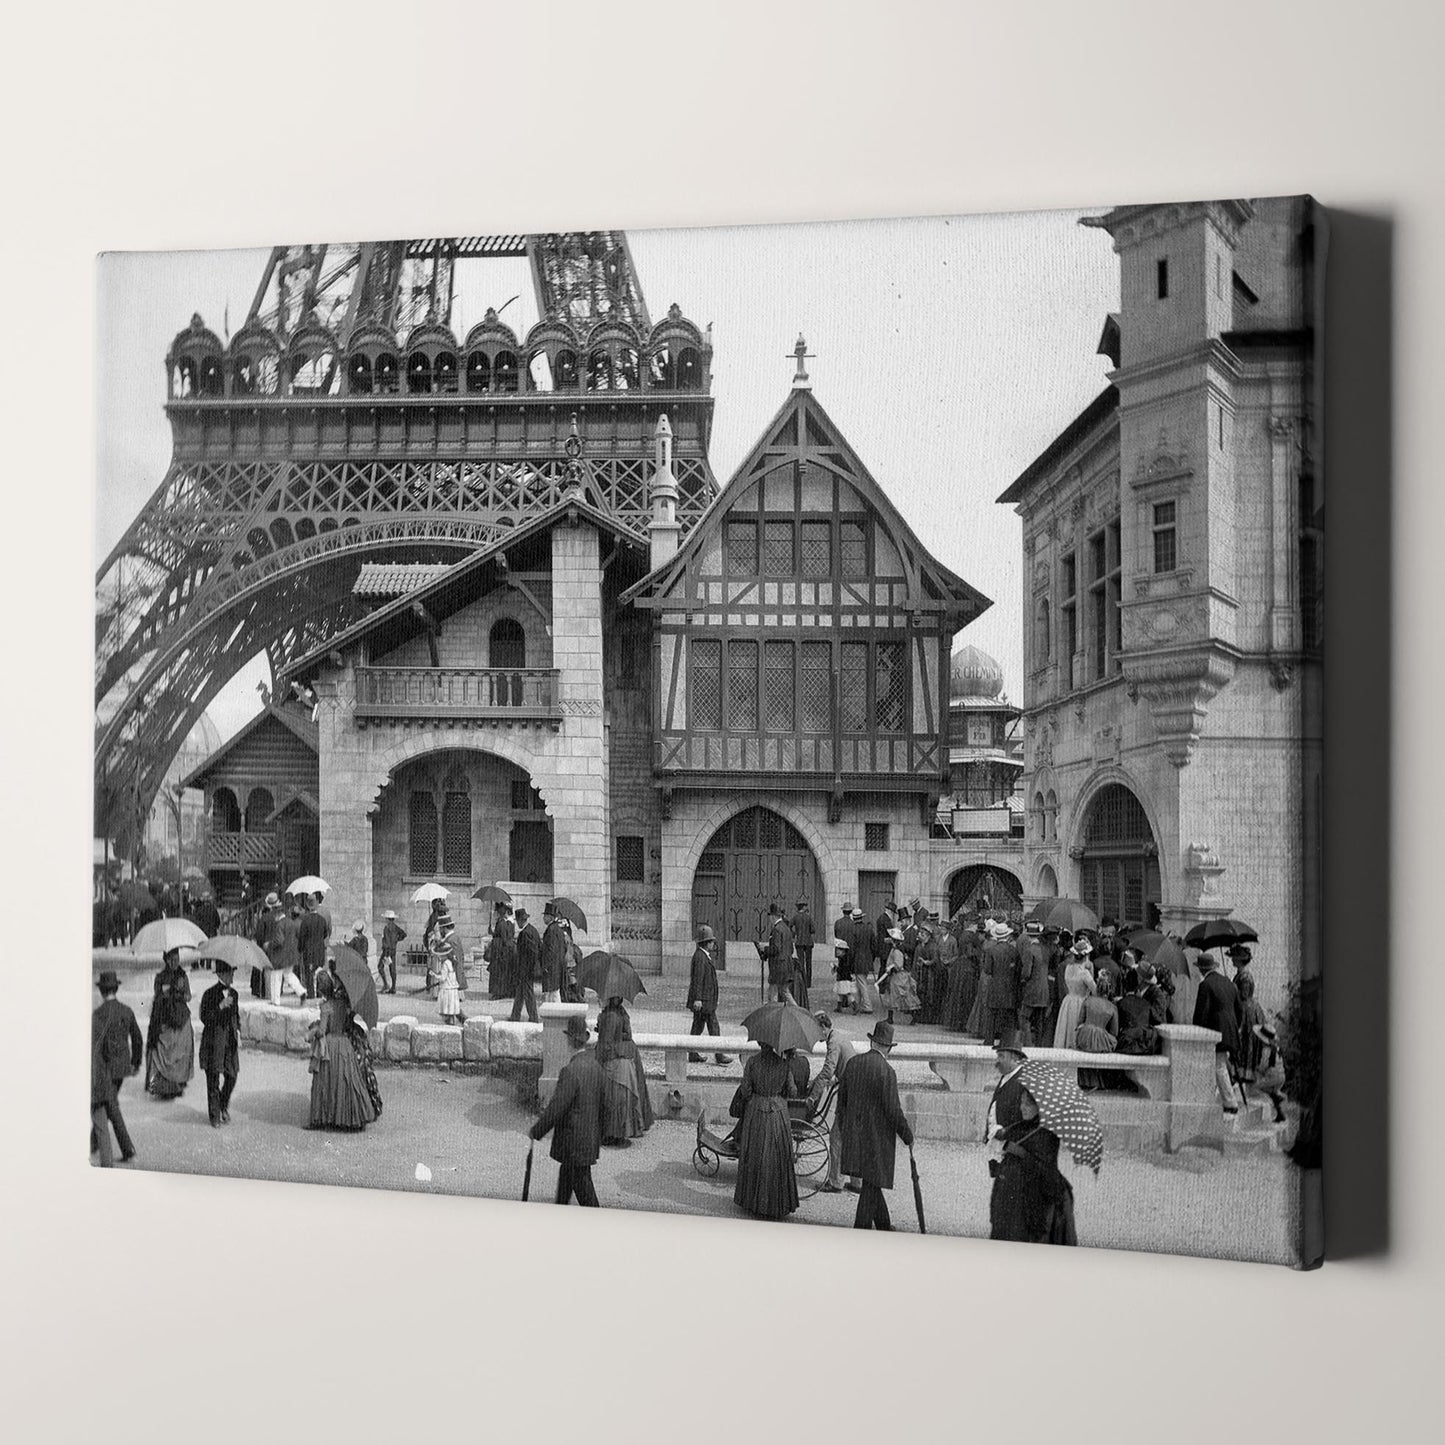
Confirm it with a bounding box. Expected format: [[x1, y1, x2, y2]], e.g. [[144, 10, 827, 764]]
[[1019, 1060, 1105, 1175]]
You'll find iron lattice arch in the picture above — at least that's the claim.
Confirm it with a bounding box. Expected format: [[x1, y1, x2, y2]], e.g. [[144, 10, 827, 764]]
[[96, 232, 718, 819]]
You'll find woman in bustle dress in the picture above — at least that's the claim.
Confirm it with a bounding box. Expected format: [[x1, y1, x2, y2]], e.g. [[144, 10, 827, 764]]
[[145, 948, 195, 1099], [729, 1041, 800, 1221], [307, 963, 377, 1131], [595, 996, 654, 1146], [1053, 937, 1098, 1049]]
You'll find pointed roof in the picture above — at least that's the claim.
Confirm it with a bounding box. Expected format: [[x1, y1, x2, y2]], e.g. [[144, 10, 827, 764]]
[[178, 703, 318, 791], [623, 384, 991, 624], [280, 493, 647, 685]]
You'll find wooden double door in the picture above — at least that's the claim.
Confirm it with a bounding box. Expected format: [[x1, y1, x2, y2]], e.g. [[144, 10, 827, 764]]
[[691, 807, 823, 969]]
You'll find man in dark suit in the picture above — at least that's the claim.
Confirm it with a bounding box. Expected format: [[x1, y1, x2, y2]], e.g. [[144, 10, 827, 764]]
[[686, 925, 728, 1064], [1193, 953, 1245, 1113], [198, 961, 242, 1127], [509, 908, 542, 1022], [540, 902, 569, 1004], [838, 1021, 914, 1230], [850, 907, 879, 1015], [763, 902, 795, 1003], [92, 970, 142, 1163], [297, 894, 329, 998], [831, 901, 856, 1013], [981, 920, 1022, 1045], [529, 1016, 609, 1205], [1018, 921, 1052, 1046], [790, 899, 815, 1009]]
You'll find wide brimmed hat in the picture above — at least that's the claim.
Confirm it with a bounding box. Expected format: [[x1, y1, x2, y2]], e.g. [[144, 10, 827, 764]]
[[264, 891, 282, 909], [1070, 937, 1094, 956], [695, 925, 716, 943], [383, 910, 397, 920], [988, 920, 1013, 939], [564, 1016, 590, 1045], [869, 1021, 896, 1048], [352, 920, 366, 934], [850, 907, 865, 918], [812, 1010, 833, 1029], [96, 969, 121, 992], [887, 927, 904, 941], [995, 1027, 1028, 1058]]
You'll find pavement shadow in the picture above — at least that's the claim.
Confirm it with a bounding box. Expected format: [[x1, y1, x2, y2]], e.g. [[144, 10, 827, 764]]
[[230, 1089, 310, 1129], [613, 1158, 721, 1210], [1320, 207, 1392, 1260]]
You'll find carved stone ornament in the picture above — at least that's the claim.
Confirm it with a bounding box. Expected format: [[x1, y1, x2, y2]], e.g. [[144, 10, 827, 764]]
[[1134, 426, 1190, 483], [1182, 841, 1227, 908], [1034, 724, 1053, 768], [1121, 647, 1236, 767], [1268, 655, 1296, 691], [1033, 560, 1050, 592], [1268, 415, 1298, 441]]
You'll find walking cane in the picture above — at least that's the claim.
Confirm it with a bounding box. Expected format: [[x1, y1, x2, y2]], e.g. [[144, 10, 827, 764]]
[[522, 1140, 535, 1202]]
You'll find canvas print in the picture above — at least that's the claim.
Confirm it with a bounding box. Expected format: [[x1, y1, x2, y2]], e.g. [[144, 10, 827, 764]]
[[93, 201, 1324, 1266]]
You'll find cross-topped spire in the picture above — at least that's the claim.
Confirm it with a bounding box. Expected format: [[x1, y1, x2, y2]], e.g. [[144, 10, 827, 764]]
[[790, 334, 815, 389]]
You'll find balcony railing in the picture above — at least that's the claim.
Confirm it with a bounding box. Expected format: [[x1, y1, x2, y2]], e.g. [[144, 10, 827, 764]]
[[354, 666, 561, 722], [205, 832, 279, 870]]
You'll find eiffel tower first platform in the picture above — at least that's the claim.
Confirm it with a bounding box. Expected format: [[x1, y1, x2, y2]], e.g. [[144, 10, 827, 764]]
[[95, 233, 719, 822]]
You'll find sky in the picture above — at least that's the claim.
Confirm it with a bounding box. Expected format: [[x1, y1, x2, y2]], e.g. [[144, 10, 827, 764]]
[[96, 209, 1120, 746]]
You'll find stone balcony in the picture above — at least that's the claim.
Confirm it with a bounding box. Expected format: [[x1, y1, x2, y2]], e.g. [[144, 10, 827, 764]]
[[353, 665, 561, 723]]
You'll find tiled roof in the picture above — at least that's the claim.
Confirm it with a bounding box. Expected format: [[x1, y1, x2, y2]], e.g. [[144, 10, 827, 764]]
[[352, 563, 453, 598]]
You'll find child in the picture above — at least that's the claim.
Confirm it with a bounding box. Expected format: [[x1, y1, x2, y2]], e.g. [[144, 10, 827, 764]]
[[435, 946, 463, 1025]]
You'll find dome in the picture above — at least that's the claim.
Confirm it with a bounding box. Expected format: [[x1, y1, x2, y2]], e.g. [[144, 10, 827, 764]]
[[950, 644, 1004, 700]]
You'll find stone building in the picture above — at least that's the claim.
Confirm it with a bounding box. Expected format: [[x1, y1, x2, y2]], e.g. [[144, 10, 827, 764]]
[[997, 197, 1324, 1008]]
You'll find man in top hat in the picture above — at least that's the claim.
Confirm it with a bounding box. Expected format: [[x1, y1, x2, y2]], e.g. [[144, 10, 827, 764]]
[[1193, 952, 1245, 1114], [1018, 920, 1052, 1047], [540, 901, 568, 1005], [850, 906, 880, 1015], [763, 901, 796, 1004], [838, 1021, 915, 1229], [791, 898, 815, 1009], [198, 961, 242, 1127], [297, 891, 329, 999], [687, 925, 729, 1064], [986, 1028, 1076, 1245], [529, 1016, 609, 1206], [379, 909, 406, 995], [92, 970, 142, 1164], [509, 908, 542, 1022], [831, 901, 857, 1013]]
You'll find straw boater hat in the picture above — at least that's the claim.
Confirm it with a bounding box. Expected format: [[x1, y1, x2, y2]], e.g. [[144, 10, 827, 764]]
[[383, 910, 397, 920], [264, 891, 282, 909], [851, 907, 865, 919], [988, 919, 1013, 940]]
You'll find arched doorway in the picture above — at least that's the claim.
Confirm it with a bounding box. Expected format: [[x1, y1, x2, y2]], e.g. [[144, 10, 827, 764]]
[[1077, 783, 1161, 924], [691, 806, 823, 969], [948, 864, 1023, 918], [1036, 862, 1059, 898]]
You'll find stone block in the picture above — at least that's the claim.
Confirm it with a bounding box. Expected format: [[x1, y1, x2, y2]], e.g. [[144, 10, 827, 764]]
[[410, 1024, 443, 1061], [488, 1021, 543, 1060], [435, 1026, 464, 1061], [384, 1016, 417, 1061], [284, 1009, 318, 1053], [463, 1016, 491, 1062], [259, 1006, 289, 1048]]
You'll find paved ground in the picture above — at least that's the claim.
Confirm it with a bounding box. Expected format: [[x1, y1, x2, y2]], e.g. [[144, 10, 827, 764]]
[[95, 1028, 1299, 1265]]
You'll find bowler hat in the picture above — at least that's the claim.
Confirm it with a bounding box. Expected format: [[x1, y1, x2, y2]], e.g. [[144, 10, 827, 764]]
[[869, 1021, 896, 1048], [564, 1016, 590, 1045], [515, 908, 529, 922], [96, 969, 121, 993], [695, 925, 716, 943], [214, 960, 236, 976], [995, 1027, 1028, 1059]]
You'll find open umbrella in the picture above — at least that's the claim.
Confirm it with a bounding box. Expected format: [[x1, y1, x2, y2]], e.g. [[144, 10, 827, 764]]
[[740, 1001, 824, 1055], [549, 896, 588, 932], [191, 934, 269, 973], [286, 875, 330, 896], [410, 882, 450, 904], [1033, 899, 1100, 935], [329, 943, 379, 1029], [115, 880, 156, 913], [131, 917, 207, 954], [1018, 1060, 1104, 1174], [579, 950, 647, 1003], [909, 1148, 927, 1234], [1184, 918, 1259, 952], [1123, 929, 1191, 977], [471, 884, 513, 904]]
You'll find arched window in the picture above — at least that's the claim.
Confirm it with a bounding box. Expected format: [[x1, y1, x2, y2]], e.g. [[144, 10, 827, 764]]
[[489, 617, 526, 669], [616, 347, 640, 390], [1032, 790, 1046, 842], [649, 346, 676, 389], [347, 354, 373, 394], [375, 353, 400, 395], [554, 350, 579, 390], [1036, 862, 1059, 899], [409, 791, 438, 875], [1078, 783, 1159, 924], [493, 351, 519, 393], [466, 352, 491, 393], [212, 788, 241, 833], [173, 357, 196, 398], [441, 770, 471, 877], [434, 351, 458, 394], [1035, 597, 1051, 664], [245, 787, 275, 833], [587, 351, 613, 391], [199, 356, 224, 396], [1044, 789, 1058, 843], [407, 352, 432, 394], [677, 346, 702, 389]]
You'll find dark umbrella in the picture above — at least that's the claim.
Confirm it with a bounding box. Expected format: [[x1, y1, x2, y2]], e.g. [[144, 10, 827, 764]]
[[1184, 918, 1259, 951], [550, 896, 588, 932], [329, 943, 379, 1029], [471, 884, 513, 904], [1018, 1060, 1104, 1173], [1122, 929, 1191, 977], [909, 1148, 927, 1234], [579, 950, 647, 1003], [1034, 898, 1101, 935], [740, 1001, 824, 1054], [522, 1141, 535, 1202], [116, 880, 155, 913]]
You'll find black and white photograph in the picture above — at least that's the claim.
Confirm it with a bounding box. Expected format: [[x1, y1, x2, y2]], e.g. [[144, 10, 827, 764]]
[[91, 202, 1322, 1265]]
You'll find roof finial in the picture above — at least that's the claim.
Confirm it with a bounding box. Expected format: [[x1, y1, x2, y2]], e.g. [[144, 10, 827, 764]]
[[791, 334, 814, 389]]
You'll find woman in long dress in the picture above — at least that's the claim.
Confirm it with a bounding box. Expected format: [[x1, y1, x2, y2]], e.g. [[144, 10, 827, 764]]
[[730, 1042, 800, 1221], [307, 966, 377, 1131], [1052, 939, 1098, 1049], [488, 903, 517, 1000], [879, 930, 922, 1024], [943, 921, 980, 1032], [1074, 971, 1119, 1091], [595, 996, 654, 1146], [145, 949, 195, 1099]]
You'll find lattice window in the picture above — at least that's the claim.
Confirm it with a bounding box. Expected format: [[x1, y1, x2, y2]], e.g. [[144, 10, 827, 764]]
[[840, 520, 868, 575], [800, 521, 832, 577], [1083, 784, 1153, 848], [865, 822, 889, 851], [732, 810, 756, 848], [409, 791, 438, 875], [758, 811, 782, 849], [763, 521, 795, 575], [874, 641, 907, 733], [691, 638, 722, 730], [764, 641, 795, 731], [510, 779, 545, 811], [784, 821, 805, 850], [727, 640, 759, 730], [800, 642, 831, 732], [840, 642, 868, 732], [698, 850, 725, 873], [725, 520, 758, 577], [615, 835, 645, 883], [442, 785, 472, 877]]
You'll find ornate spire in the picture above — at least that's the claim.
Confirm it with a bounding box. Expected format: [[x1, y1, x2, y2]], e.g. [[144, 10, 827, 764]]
[[791, 334, 814, 389]]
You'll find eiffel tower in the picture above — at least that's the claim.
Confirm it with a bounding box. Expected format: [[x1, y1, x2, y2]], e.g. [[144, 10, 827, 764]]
[[95, 233, 718, 826]]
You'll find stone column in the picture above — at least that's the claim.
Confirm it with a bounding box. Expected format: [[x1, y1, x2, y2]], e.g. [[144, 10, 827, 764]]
[[314, 670, 373, 938], [1157, 1022, 1225, 1151]]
